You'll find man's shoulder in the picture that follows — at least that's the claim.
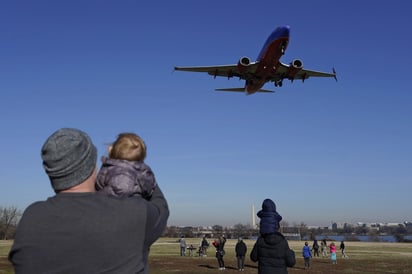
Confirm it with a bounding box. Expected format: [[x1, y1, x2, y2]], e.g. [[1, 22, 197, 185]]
[[23, 198, 54, 213], [26, 193, 147, 211]]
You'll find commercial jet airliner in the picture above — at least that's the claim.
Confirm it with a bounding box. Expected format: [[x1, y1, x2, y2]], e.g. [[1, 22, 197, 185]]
[[174, 25, 337, 95]]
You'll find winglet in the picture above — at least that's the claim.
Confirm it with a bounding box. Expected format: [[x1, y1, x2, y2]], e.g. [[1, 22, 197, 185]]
[[333, 68, 338, 82]]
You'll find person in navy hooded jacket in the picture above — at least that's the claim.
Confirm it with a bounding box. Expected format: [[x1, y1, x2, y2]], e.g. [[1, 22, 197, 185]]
[[250, 199, 295, 274]]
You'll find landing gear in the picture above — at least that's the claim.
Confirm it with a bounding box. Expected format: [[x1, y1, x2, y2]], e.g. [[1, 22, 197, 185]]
[[274, 80, 283, 87], [246, 79, 254, 86], [280, 41, 287, 55]]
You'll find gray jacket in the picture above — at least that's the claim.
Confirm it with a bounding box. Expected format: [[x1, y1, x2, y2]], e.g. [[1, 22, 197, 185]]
[[9, 187, 169, 274]]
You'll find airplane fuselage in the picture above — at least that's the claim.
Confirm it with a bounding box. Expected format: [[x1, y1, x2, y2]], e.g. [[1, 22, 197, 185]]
[[246, 26, 290, 94]]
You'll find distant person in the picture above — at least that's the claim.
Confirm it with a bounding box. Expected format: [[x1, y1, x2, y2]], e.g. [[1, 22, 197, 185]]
[[188, 244, 196, 256], [96, 132, 156, 198], [201, 236, 210, 256], [321, 239, 328, 257], [180, 236, 187, 256], [212, 235, 227, 270], [340, 241, 348, 258], [312, 239, 320, 257], [250, 199, 296, 274], [235, 237, 247, 271], [197, 245, 203, 257], [302, 242, 312, 270], [329, 242, 337, 264], [8, 128, 169, 274]]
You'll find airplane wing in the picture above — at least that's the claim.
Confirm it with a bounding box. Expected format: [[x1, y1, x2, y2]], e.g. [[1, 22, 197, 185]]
[[174, 63, 258, 79], [176, 61, 336, 82], [175, 64, 276, 94], [278, 62, 337, 81], [215, 88, 274, 93]]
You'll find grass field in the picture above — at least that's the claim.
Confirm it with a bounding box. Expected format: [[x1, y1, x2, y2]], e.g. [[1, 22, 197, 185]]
[[2, 238, 412, 273]]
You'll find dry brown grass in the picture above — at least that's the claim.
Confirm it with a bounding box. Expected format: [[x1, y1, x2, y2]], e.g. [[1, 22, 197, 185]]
[[0, 241, 13, 274], [149, 238, 412, 274], [2, 238, 412, 273]]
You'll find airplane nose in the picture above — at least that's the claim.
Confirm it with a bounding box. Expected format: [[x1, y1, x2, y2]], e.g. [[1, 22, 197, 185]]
[[278, 25, 290, 37]]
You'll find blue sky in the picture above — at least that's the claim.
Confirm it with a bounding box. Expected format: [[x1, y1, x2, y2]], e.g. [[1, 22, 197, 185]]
[[1, 1, 411, 227]]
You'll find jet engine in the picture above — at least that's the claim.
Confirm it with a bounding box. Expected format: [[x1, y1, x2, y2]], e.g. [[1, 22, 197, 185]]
[[237, 56, 251, 73], [287, 59, 303, 79]]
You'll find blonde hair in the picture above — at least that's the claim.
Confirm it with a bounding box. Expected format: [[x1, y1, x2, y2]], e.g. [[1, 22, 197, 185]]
[[109, 133, 146, 161]]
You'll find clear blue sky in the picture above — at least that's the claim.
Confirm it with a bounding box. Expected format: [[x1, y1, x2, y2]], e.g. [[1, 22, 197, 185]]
[[1, 1, 411, 227]]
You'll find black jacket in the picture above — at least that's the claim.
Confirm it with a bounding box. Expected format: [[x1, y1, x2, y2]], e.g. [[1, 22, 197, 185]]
[[250, 232, 296, 274], [235, 240, 247, 257]]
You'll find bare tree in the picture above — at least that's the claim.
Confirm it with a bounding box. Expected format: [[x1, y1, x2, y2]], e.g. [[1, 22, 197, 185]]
[[280, 220, 289, 233], [299, 222, 309, 239], [233, 223, 247, 238], [212, 225, 223, 234], [0, 206, 21, 240]]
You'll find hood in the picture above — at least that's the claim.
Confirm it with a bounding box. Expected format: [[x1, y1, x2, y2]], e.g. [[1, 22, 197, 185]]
[[261, 199, 277, 212], [257, 199, 282, 234]]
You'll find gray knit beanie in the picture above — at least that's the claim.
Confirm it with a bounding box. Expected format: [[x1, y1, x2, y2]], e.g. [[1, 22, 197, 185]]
[[41, 128, 97, 191]]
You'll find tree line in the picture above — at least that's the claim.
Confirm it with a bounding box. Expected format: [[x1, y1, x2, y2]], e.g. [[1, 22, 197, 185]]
[[0, 206, 21, 240], [163, 221, 305, 239], [162, 221, 412, 243]]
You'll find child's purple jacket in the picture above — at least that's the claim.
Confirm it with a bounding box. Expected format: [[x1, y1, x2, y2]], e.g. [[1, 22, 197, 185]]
[[96, 157, 157, 198]]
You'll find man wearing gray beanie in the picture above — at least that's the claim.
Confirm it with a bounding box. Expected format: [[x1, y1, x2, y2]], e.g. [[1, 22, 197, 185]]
[[9, 128, 169, 274], [42, 128, 98, 192]]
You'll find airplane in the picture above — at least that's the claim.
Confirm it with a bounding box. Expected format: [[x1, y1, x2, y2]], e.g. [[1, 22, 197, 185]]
[[174, 25, 337, 95]]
